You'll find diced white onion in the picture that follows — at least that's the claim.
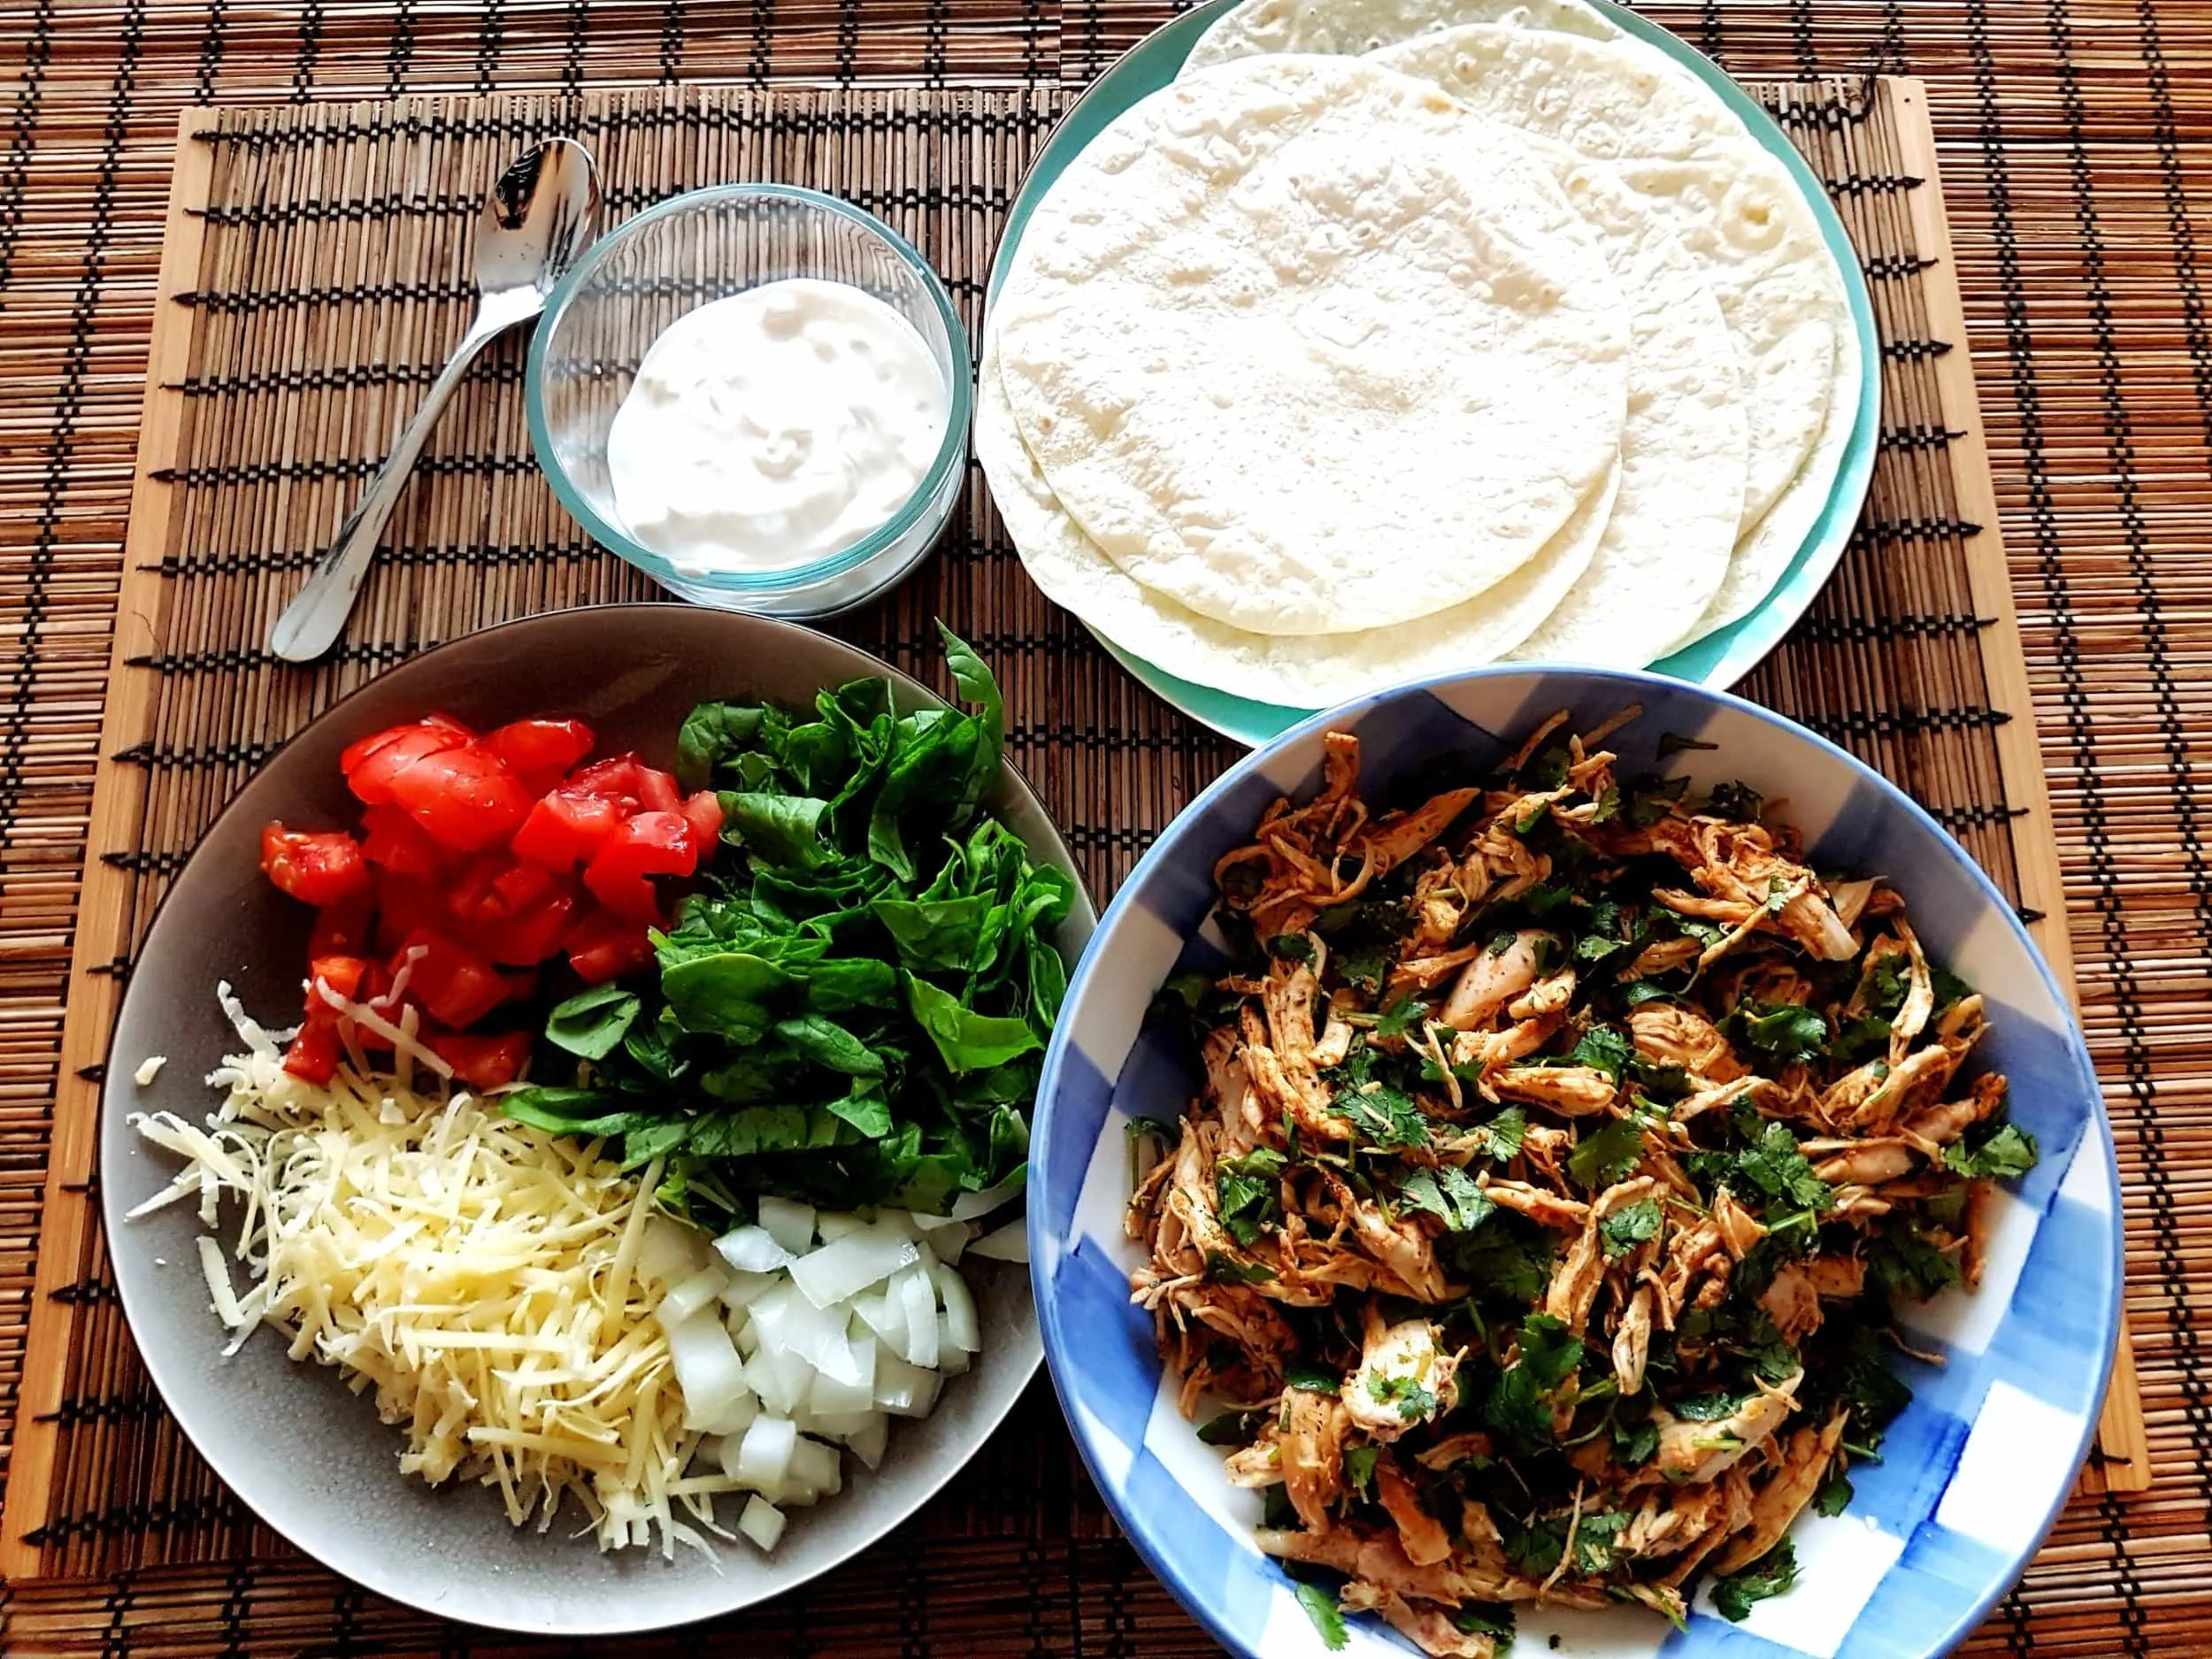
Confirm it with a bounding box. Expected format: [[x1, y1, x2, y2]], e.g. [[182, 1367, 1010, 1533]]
[[788, 1436, 842, 1499], [806, 1407, 881, 1442], [757, 1196, 817, 1256], [949, 1175, 1024, 1223], [790, 1223, 920, 1310], [851, 1289, 906, 1353], [810, 1333, 878, 1415], [873, 1353, 942, 1419], [814, 1210, 864, 1242], [970, 1216, 1029, 1263], [659, 1264, 729, 1326], [845, 1413, 889, 1471], [665, 1312, 750, 1434], [715, 1225, 795, 1274], [641, 1216, 711, 1285], [910, 1212, 972, 1264], [895, 1267, 939, 1370], [734, 1415, 798, 1486], [738, 1494, 786, 1553], [933, 1263, 979, 1354]]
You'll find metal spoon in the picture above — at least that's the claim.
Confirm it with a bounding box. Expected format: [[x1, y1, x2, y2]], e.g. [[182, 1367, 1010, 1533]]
[[268, 138, 601, 664]]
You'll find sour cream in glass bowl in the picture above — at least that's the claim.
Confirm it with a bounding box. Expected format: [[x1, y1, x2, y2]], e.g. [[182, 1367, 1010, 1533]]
[[526, 185, 970, 617]]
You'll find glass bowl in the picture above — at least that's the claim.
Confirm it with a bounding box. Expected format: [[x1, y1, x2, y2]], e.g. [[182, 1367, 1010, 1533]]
[[526, 184, 971, 617]]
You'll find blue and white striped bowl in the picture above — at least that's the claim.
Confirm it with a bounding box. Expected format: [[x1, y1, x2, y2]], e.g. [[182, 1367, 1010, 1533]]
[[1028, 667, 2117, 1659]]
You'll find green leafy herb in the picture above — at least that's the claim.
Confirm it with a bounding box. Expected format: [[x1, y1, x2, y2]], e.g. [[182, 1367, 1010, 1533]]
[[1501, 1514, 1567, 1579], [1711, 1540, 1799, 1622], [1708, 780, 1765, 822], [1284, 1362, 1341, 1396], [1293, 1583, 1348, 1651], [1367, 1372, 1439, 1421], [544, 984, 641, 1061], [1566, 1025, 1633, 1080], [1261, 1484, 1301, 1531], [1267, 933, 1316, 964], [1814, 1467, 1855, 1518], [1205, 1252, 1277, 1286], [1599, 1196, 1663, 1260], [1343, 1444, 1380, 1499], [1722, 998, 1832, 1065], [1485, 1313, 1584, 1449], [1943, 1121, 2039, 1181], [1452, 1605, 1516, 1644], [1670, 1391, 1747, 1422], [1657, 732, 1718, 758], [1731, 1123, 1835, 1217], [1399, 1164, 1496, 1233], [1217, 1148, 1287, 1247], [1470, 1106, 1528, 1163], [1375, 994, 1426, 1041], [1572, 1510, 1630, 1574], [1567, 1118, 1644, 1190], [1196, 1410, 1266, 1448]]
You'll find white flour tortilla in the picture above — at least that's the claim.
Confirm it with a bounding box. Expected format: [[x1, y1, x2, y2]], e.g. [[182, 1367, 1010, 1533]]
[[1182, 0, 1616, 72], [1671, 297, 1863, 647], [993, 55, 1628, 637], [977, 334, 1619, 709], [1505, 144, 1746, 665], [1374, 26, 1846, 540]]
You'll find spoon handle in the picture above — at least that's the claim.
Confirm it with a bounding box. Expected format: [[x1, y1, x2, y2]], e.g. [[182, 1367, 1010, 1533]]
[[267, 314, 507, 664]]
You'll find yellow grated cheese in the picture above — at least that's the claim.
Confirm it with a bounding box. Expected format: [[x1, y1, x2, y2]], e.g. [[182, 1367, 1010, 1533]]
[[127, 991, 717, 1558]]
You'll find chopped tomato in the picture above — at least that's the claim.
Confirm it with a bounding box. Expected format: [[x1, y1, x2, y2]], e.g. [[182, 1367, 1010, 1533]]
[[260, 823, 370, 908], [308, 954, 366, 1003], [567, 755, 646, 810], [500, 967, 541, 1003], [281, 1021, 342, 1085], [425, 1029, 534, 1091], [309, 889, 373, 958], [488, 718, 595, 779], [387, 741, 533, 851], [680, 789, 726, 848], [565, 906, 657, 984], [342, 720, 471, 805], [373, 871, 446, 955], [582, 810, 698, 920], [393, 928, 510, 1029], [635, 764, 683, 816], [511, 786, 626, 869], [357, 802, 449, 879]]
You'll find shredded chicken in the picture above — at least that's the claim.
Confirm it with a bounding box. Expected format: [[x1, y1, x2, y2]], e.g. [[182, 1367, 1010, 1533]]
[[1127, 717, 2031, 1655]]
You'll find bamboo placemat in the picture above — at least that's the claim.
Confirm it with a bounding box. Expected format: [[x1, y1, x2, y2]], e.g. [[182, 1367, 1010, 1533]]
[[0, 1, 2205, 1652]]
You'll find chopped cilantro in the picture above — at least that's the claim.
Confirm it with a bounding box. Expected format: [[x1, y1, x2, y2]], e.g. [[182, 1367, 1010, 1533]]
[[1707, 780, 1764, 822], [1566, 1024, 1633, 1079], [1375, 994, 1426, 1041], [1566, 1117, 1644, 1190], [1831, 1015, 1893, 1064], [1711, 1540, 1799, 1622], [1216, 1148, 1286, 1247], [1283, 1362, 1341, 1396], [1625, 772, 1692, 826], [1599, 1195, 1663, 1260], [1367, 1371, 1440, 1421], [1612, 1408, 1659, 1467], [1520, 882, 1577, 918], [1501, 1513, 1566, 1578], [1930, 961, 1975, 1014], [1452, 1604, 1517, 1643], [1471, 1106, 1528, 1162], [1196, 1409, 1266, 1447], [1487, 929, 1523, 957], [1722, 998, 1832, 1064], [1400, 1164, 1496, 1232], [1343, 1443, 1379, 1498], [1326, 1081, 1432, 1148], [1266, 933, 1315, 964], [1446, 1219, 1553, 1304], [1572, 1510, 1630, 1574], [1670, 1390, 1747, 1421], [1589, 784, 1621, 826], [1336, 947, 1388, 988], [1868, 1217, 1963, 1302], [1519, 743, 1573, 789], [1514, 797, 1554, 834], [1205, 1252, 1276, 1285], [1814, 1467, 1855, 1517], [1732, 1123, 1834, 1215], [1622, 979, 1676, 1010], [1943, 1121, 2039, 1181], [1260, 1483, 1302, 1530], [1125, 1116, 1176, 1147], [1485, 1313, 1583, 1449], [1862, 950, 1910, 1016], [1764, 873, 1793, 912], [1658, 732, 1718, 757], [1294, 1581, 1348, 1651]]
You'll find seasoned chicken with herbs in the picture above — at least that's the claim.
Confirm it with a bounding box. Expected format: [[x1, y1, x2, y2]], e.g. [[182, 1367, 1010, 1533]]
[[1125, 713, 2037, 1654]]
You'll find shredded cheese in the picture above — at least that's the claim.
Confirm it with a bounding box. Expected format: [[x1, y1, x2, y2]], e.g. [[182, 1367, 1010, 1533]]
[[128, 985, 715, 1557]]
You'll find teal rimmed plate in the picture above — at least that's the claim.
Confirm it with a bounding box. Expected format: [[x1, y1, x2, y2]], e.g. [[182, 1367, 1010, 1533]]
[[986, 0, 1881, 747]]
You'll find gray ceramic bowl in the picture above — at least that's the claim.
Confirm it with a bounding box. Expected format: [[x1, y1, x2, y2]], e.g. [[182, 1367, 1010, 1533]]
[[100, 605, 1094, 1635]]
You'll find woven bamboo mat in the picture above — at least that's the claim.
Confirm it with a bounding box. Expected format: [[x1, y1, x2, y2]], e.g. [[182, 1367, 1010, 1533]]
[[0, 2, 2207, 1653]]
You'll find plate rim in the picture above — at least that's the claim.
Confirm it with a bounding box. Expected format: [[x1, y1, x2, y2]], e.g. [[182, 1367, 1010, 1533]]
[[96, 602, 1090, 1635], [1029, 662, 2120, 1659], [987, 0, 1883, 747]]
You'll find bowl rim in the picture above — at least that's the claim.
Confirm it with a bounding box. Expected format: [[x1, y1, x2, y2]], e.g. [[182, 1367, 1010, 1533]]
[[1029, 661, 2120, 1659], [525, 183, 974, 597], [99, 603, 1088, 1634]]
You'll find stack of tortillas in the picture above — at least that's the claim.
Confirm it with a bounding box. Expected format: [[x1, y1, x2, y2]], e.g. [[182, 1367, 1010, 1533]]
[[976, 0, 1860, 714]]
